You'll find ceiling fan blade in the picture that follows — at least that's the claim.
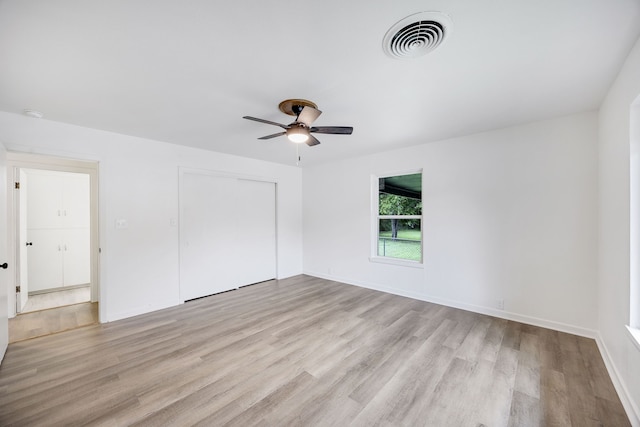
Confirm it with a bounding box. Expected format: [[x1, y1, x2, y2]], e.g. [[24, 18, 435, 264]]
[[243, 116, 288, 129], [305, 135, 321, 146], [258, 132, 286, 140], [310, 126, 353, 135], [297, 106, 322, 126]]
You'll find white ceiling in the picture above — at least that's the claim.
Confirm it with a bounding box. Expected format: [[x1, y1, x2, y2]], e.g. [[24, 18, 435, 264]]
[[1, 0, 639, 167]]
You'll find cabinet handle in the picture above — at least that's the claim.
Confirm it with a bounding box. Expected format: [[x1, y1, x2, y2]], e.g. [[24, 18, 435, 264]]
[[25, 242, 33, 246], [0, 263, 7, 269]]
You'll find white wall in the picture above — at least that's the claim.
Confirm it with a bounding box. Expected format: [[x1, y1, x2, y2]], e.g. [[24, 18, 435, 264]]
[[598, 34, 640, 424], [0, 112, 303, 322], [304, 112, 598, 335]]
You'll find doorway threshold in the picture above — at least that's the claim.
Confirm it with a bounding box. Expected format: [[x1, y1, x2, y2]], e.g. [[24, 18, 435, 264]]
[[9, 302, 98, 343]]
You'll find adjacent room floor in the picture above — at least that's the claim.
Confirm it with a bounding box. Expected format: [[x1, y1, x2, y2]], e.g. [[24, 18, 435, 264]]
[[0, 275, 630, 426], [9, 286, 97, 343], [21, 286, 91, 313]]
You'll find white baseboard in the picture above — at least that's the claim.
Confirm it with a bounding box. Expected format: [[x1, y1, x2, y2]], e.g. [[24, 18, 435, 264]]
[[105, 300, 177, 322], [596, 333, 640, 427]]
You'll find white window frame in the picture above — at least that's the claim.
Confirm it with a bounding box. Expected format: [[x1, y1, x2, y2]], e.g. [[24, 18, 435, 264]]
[[370, 170, 424, 268], [629, 97, 640, 351]]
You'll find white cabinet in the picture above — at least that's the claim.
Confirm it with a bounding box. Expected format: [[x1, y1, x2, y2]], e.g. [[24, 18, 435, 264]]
[[27, 172, 90, 229], [25, 170, 90, 292], [62, 228, 91, 286], [27, 229, 64, 291]]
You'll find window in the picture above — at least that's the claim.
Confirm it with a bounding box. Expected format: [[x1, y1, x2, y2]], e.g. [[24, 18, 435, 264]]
[[373, 172, 422, 264]]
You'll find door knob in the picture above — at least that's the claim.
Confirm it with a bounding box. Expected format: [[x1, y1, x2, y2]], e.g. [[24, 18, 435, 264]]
[[26, 242, 33, 246], [0, 263, 8, 269]]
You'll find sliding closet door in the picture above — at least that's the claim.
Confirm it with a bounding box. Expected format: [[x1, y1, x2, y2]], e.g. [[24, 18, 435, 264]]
[[180, 172, 277, 301], [180, 173, 237, 301], [236, 179, 276, 287]]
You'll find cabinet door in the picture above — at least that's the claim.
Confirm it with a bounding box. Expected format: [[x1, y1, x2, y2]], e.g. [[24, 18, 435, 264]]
[[62, 228, 91, 286], [26, 173, 63, 229], [62, 173, 90, 229], [27, 229, 64, 291]]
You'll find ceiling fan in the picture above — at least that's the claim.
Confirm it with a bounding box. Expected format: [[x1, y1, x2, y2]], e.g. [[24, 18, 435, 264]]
[[243, 99, 353, 146]]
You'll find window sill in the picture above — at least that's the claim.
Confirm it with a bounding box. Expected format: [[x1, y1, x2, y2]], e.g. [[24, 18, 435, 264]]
[[625, 325, 640, 353], [369, 256, 424, 269]]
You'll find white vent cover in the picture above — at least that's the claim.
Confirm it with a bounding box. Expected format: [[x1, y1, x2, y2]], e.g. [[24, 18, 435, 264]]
[[383, 12, 453, 59]]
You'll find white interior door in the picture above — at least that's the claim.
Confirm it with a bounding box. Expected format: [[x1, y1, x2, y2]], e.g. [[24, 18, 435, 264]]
[[0, 143, 8, 362], [17, 169, 28, 312], [236, 179, 276, 286], [180, 173, 238, 301]]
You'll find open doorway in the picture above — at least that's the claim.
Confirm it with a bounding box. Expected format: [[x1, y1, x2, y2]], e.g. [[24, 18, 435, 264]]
[[17, 169, 91, 313], [6, 153, 100, 337]]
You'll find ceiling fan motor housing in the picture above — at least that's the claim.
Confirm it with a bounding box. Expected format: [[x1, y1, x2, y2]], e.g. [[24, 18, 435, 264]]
[[278, 99, 318, 116]]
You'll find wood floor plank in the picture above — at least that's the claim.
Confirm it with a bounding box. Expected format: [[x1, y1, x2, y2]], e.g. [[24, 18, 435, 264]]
[[508, 390, 541, 427], [477, 317, 508, 363], [419, 356, 478, 425], [0, 275, 631, 426], [540, 367, 572, 426], [475, 346, 519, 426], [455, 316, 492, 362]]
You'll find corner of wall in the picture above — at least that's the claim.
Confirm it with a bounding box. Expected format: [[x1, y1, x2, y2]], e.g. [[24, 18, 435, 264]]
[[595, 333, 640, 426]]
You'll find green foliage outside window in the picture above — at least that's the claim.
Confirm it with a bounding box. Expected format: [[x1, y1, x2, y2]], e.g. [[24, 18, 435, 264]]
[[379, 193, 421, 238]]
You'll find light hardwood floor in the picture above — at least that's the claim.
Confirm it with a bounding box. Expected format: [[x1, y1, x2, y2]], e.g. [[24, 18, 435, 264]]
[[9, 302, 98, 343], [0, 275, 630, 426]]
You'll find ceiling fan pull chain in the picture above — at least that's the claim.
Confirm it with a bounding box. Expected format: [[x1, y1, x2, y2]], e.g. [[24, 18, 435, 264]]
[[296, 144, 301, 166]]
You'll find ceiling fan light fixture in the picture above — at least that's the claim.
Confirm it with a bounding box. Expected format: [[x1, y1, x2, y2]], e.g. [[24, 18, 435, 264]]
[[287, 126, 309, 143], [243, 99, 353, 149]]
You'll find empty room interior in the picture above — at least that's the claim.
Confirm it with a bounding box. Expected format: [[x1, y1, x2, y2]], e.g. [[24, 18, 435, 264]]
[[1, 0, 640, 425]]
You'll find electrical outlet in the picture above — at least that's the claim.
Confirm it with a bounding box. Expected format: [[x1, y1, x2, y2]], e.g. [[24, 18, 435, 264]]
[[497, 299, 505, 310]]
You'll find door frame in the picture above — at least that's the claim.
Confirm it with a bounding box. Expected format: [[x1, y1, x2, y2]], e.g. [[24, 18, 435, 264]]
[[6, 153, 100, 319]]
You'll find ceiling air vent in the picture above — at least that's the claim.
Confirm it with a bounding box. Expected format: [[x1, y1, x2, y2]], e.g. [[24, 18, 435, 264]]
[[383, 12, 453, 59]]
